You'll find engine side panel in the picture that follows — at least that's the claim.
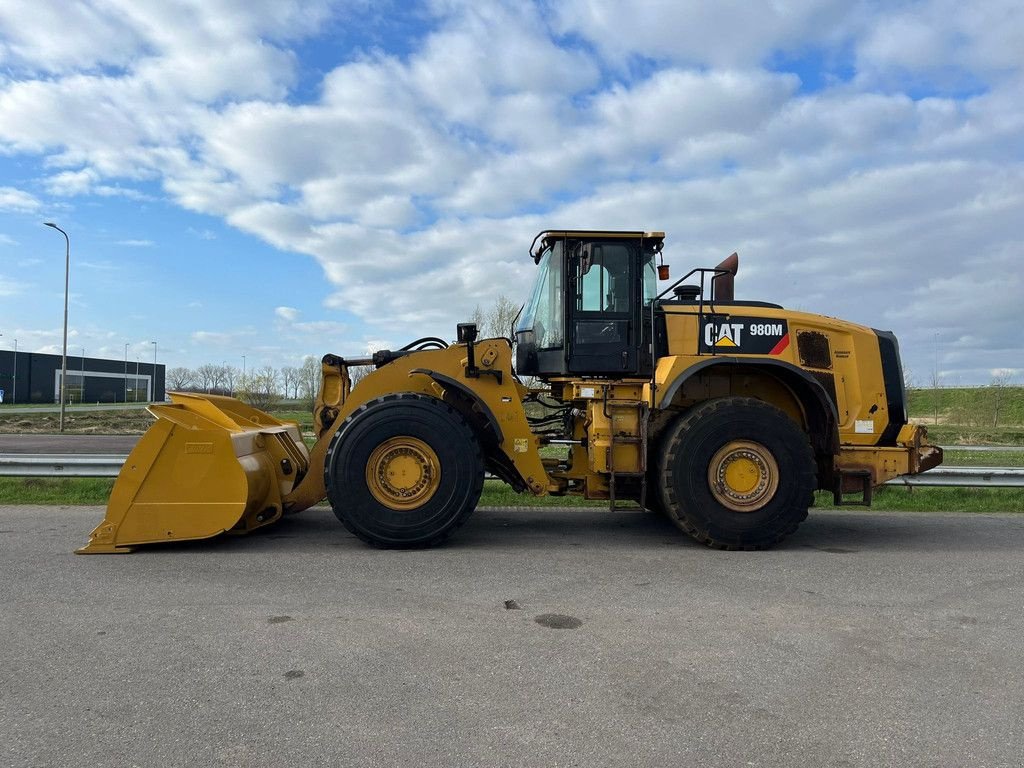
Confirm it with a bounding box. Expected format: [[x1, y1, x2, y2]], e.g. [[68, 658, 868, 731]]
[[655, 306, 900, 448]]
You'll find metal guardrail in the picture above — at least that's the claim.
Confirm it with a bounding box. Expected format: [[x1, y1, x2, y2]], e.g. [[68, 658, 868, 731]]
[[890, 467, 1024, 488], [1, 453, 1022, 487], [939, 445, 1022, 452], [0, 454, 125, 477]]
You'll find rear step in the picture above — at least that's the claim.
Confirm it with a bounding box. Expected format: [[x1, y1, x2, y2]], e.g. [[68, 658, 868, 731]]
[[832, 469, 873, 507]]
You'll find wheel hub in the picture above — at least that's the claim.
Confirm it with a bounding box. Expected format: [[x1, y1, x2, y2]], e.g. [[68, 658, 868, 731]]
[[708, 440, 779, 512], [366, 437, 441, 510]]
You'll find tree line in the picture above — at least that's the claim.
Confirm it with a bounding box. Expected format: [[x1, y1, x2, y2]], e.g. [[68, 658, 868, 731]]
[[167, 296, 526, 410], [166, 356, 325, 411]]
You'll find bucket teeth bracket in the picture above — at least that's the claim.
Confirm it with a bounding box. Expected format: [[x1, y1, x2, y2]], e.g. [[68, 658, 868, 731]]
[[76, 522, 135, 554], [76, 542, 135, 554]]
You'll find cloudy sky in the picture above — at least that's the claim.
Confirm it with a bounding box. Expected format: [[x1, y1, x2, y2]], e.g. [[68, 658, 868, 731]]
[[0, 0, 1020, 384]]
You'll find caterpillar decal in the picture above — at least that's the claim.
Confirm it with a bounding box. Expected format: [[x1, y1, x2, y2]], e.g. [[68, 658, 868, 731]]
[[700, 316, 790, 355]]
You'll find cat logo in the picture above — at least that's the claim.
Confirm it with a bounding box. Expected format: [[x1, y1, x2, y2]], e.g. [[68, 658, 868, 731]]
[[704, 322, 743, 348], [700, 316, 789, 355]]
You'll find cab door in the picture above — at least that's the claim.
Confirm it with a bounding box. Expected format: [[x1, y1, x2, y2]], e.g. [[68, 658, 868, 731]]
[[567, 240, 640, 375]]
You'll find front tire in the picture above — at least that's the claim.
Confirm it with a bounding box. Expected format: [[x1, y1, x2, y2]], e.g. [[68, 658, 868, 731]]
[[324, 393, 484, 548], [657, 397, 816, 550]]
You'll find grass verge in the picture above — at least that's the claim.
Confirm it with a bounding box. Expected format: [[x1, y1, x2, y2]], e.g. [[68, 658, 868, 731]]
[[0, 477, 115, 505], [5, 477, 1020, 514]]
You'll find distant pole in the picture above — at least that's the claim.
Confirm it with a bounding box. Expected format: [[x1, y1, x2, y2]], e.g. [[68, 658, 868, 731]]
[[81, 347, 85, 403], [44, 222, 70, 432], [12, 338, 16, 405], [124, 343, 129, 403], [242, 354, 246, 392], [150, 341, 157, 400], [135, 358, 139, 402]]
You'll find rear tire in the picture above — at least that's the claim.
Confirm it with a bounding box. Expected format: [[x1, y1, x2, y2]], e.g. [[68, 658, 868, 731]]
[[657, 397, 815, 550], [324, 393, 484, 548]]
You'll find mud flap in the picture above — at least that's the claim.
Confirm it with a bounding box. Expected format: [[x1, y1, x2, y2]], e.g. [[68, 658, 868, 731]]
[[76, 393, 309, 554]]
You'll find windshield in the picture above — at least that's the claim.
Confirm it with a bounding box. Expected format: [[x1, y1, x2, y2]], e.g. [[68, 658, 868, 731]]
[[516, 242, 564, 348]]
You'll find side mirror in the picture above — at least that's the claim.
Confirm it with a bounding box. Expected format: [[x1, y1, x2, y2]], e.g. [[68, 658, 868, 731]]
[[574, 242, 593, 275]]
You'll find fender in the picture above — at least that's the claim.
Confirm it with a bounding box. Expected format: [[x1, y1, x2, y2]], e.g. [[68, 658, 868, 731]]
[[657, 357, 840, 455], [408, 368, 505, 446], [409, 368, 533, 492]]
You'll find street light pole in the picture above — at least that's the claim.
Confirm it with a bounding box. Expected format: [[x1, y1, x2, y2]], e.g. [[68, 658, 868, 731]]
[[44, 222, 70, 432], [81, 347, 85, 404], [150, 341, 157, 401], [124, 343, 129, 403]]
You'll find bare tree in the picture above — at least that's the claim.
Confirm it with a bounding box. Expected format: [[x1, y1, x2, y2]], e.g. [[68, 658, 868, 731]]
[[349, 365, 373, 389], [195, 364, 220, 394], [990, 369, 1014, 427], [902, 367, 914, 391], [221, 365, 238, 396], [280, 366, 300, 399], [472, 294, 521, 340], [929, 361, 941, 425], [167, 367, 194, 391], [299, 355, 321, 409], [238, 366, 280, 411]]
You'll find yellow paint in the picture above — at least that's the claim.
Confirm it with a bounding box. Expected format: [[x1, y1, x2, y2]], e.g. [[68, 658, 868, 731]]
[[80, 339, 550, 553], [77, 393, 309, 554]]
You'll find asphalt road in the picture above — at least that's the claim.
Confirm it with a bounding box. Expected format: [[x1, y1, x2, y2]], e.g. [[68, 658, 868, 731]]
[[3, 505, 1023, 767], [0, 434, 139, 454]]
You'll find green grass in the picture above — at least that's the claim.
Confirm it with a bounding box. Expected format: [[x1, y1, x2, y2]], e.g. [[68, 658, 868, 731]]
[[817, 487, 1024, 513], [925, 425, 1024, 447], [0, 477, 115, 505], [940, 449, 1024, 467], [272, 409, 316, 431], [907, 386, 1024, 445], [3, 477, 1021, 514]]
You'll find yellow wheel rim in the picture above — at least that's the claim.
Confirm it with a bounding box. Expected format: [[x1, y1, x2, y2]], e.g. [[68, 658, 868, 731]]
[[365, 436, 441, 511], [707, 440, 779, 512]]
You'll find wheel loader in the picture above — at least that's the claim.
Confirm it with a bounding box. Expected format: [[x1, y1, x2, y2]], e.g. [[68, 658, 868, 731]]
[[77, 230, 942, 554]]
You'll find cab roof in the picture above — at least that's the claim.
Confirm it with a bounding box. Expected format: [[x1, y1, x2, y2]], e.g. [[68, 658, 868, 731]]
[[530, 230, 665, 260]]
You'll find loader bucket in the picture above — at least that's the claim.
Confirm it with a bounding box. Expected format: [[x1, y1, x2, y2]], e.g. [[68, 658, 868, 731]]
[[77, 392, 310, 554]]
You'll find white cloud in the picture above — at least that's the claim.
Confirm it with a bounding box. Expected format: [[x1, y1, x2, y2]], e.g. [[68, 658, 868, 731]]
[[0, 186, 40, 212], [0, 0, 1020, 379], [548, 0, 856, 68], [191, 329, 257, 346], [856, 0, 1024, 83], [0, 275, 27, 295], [290, 319, 348, 336]]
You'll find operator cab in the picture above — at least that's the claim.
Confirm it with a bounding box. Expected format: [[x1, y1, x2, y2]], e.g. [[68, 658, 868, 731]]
[[516, 230, 663, 378]]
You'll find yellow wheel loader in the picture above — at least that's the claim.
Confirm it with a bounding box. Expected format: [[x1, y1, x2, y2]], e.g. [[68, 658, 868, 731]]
[[77, 230, 942, 554]]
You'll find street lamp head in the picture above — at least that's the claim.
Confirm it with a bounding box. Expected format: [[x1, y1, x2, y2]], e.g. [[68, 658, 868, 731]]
[[44, 221, 57, 228]]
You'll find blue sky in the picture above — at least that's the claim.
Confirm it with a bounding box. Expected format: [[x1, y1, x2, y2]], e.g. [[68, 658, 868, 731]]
[[0, 0, 1021, 384]]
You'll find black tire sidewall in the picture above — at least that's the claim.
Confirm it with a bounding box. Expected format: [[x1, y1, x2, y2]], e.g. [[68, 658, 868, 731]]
[[325, 395, 483, 546], [661, 399, 814, 547]]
